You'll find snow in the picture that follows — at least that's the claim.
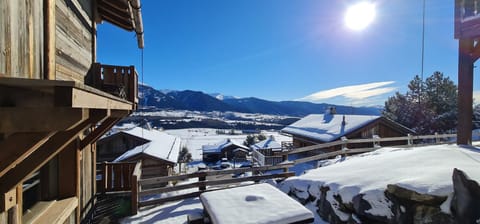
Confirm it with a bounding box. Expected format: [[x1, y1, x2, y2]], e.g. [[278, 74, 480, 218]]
[[282, 114, 380, 142], [280, 144, 480, 219], [164, 128, 291, 161], [250, 136, 282, 151], [202, 138, 248, 154], [200, 183, 314, 224], [121, 198, 204, 224], [113, 127, 181, 163]]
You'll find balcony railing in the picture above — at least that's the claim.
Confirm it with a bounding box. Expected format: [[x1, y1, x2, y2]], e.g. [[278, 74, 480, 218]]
[[90, 63, 138, 108]]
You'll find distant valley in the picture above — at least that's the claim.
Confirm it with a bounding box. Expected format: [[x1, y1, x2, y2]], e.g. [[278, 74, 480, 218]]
[[119, 85, 383, 130]]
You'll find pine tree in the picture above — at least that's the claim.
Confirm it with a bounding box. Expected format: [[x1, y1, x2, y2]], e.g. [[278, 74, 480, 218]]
[[383, 72, 457, 134]]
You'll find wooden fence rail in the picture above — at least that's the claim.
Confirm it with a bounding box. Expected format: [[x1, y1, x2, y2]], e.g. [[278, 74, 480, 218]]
[[96, 161, 138, 193], [136, 163, 294, 207]]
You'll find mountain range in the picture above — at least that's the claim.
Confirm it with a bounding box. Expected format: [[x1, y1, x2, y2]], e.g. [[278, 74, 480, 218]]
[[139, 84, 382, 116]]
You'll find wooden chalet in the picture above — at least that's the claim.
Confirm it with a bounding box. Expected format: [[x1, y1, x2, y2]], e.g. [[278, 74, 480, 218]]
[[0, 0, 143, 223], [202, 139, 250, 163], [99, 126, 181, 179], [282, 109, 414, 151]]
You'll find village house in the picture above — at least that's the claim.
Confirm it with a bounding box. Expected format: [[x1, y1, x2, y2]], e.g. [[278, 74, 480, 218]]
[[99, 126, 181, 179], [0, 0, 143, 223], [202, 139, 250, 163], [282, 108, 414, 151]]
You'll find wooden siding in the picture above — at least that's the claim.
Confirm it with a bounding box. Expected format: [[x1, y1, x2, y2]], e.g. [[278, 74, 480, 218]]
[[55, 0, 93, 83], [0, 0, 44, 79]]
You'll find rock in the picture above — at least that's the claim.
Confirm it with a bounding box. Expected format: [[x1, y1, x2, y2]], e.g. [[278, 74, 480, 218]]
[[386, 184, 447, 206], [351, 194, 390, 224], [451, 168, 480, 224], [413, 205, 453, 224]]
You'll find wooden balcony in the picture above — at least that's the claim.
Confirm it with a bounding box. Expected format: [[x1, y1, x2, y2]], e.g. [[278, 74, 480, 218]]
[[89, 63, 139, 109]]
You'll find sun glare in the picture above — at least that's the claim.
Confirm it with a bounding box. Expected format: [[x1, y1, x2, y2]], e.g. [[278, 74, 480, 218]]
[[344, 2, 376, 31]]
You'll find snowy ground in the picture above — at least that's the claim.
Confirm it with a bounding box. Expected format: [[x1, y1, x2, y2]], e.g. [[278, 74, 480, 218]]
[[164, 128, 292, 161], [120, 143, 480, 224]]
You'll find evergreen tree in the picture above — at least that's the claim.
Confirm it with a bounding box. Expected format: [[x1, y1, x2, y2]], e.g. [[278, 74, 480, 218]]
[[474, 104, 480, 129], [383, 72, 457, 134]]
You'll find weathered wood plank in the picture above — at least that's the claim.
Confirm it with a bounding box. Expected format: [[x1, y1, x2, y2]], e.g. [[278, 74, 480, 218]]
[[44, 0, 55, 79], [139, 172, 295, 197], [0, 132, 55, 178], [139, 163, 294, 186], [0, 108, 88, 132]]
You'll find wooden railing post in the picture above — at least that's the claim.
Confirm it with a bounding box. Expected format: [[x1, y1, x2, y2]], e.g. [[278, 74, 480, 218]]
[[407, 134, 413, 146], [101, 162, 107, 193], [198, 172, 207, 191], [373, 135, 380, 148], [131, 175, 138, 215], [131, 161, 142, 215], [435, 132, 440, 143], [282, 154, 289, 173]]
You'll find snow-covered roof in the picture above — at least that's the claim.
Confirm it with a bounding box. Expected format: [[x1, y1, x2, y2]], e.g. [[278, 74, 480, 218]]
[[279, 144, 480, 219], [282, 114, 380, 142], [250, 136, 282, 151], [202, 138, 249, 154], [114, 127, 181, 164], [200, 183, 314, 224]]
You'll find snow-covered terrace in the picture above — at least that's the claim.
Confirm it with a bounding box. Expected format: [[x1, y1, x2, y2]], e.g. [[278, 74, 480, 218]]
[[121, 143, 480, 223]]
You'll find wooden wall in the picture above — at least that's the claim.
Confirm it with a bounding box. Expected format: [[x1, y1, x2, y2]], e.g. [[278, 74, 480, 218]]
[[55, 0, 93, 83], [79, 144, 95, 220], [0, 0, 44, 79]]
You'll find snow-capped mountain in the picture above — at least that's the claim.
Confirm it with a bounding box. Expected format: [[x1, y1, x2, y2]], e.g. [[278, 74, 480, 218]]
[[139, 84, 381, 116]]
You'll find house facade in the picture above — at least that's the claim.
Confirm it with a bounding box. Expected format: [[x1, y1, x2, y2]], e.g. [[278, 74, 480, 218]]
[[282, 112, 414, 151], [202, 139, 250, 163], [99, 127, 181, 179], [0, 0, 142, 223]]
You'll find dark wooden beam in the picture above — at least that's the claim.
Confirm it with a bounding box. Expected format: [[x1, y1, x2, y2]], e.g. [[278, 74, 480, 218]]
[[0, 132, 56, 178], [0, 110, 107, 194], [0, 108, 88, 133], [457, 39, 474, 145], [80, 110, 122, 149]]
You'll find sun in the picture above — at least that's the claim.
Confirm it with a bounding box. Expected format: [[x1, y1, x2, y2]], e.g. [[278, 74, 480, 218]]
[[344, 2, 376, 31]]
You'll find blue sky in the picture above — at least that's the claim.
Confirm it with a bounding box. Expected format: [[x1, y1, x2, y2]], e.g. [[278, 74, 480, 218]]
[[97, 0, 479, 107]]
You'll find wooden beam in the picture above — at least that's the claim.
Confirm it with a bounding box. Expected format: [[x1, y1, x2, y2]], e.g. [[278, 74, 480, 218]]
[[457, 39, 474, 145], [0, 132, 55, 178], [0, 108, 88, 133], [44, 0, 55, 80], [80, 117, 120, 149], [0, 111, 107, 194], [55, 86, 134, 110]]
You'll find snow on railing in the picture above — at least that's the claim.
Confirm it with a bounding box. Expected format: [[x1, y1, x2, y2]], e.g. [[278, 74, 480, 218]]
[[283, 133, 458, 165]]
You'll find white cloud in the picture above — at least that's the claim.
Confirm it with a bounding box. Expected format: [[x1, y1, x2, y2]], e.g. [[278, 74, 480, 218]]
[[298, 81, 397, 106]]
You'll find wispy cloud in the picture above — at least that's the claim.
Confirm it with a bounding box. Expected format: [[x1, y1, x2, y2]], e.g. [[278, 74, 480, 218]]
[[298, 81, 397, 106]]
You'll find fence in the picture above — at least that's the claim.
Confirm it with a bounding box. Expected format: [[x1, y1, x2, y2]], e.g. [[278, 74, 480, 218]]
[[252, 133, 458, 166], [135, 163, 294, 209]]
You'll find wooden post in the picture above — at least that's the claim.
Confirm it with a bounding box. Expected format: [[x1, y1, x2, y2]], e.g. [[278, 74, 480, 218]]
[[198, 172, 206, 191], [43, 0, 55, 80], [282, 154, 289, 173], [131, 175, 138, 215], [457, 39, 474, 145], [407, 134, 413, 146], [101, 162, 107, 193]]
